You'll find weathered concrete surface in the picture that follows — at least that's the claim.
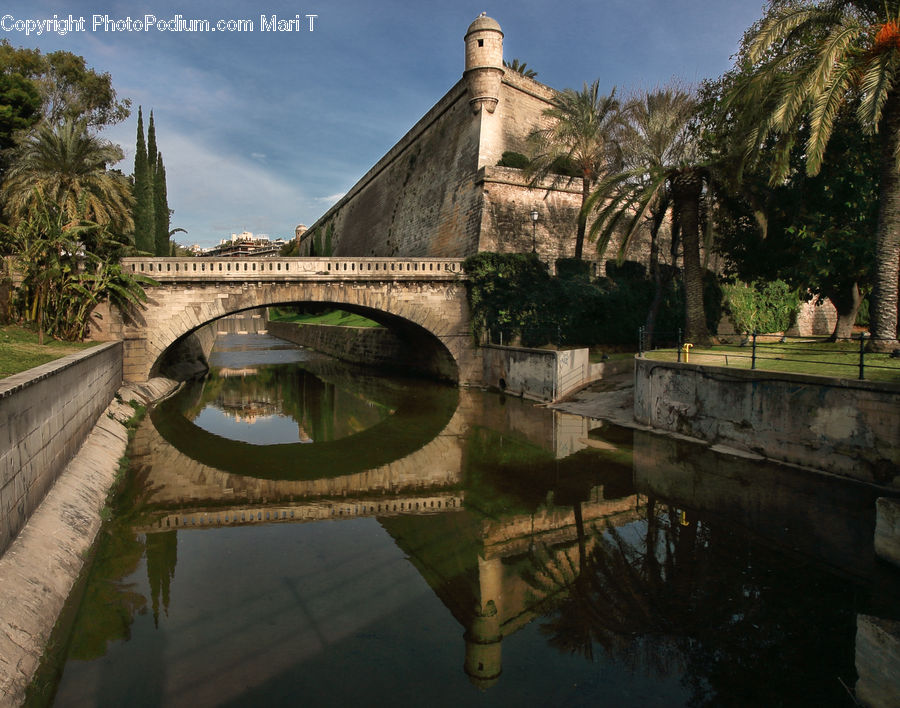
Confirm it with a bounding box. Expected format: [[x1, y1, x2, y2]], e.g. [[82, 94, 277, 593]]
[[634, 358, 900, 486], [856, 615, 900, 708], [549, 370, 637, 427], [481, 344, 594, 402], [875, 498, 900, 569], [0, 412, 125, 705], [0, 342, 122, 556], [0, 378, 176, 707]]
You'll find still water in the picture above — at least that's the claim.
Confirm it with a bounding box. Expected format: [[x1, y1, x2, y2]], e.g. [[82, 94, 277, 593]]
[[47, 334, 897, 706]]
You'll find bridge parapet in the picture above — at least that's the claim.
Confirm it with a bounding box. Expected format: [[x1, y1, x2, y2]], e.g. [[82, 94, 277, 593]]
[[122, 257, 466, 282]]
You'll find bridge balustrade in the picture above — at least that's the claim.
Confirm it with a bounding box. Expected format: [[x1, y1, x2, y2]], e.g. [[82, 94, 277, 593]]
[[122, 257, 466, 281]]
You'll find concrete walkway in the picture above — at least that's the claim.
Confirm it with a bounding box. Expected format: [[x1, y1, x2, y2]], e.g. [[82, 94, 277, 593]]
[[549, 371, 638, 428], [0, 378, 176, 707]]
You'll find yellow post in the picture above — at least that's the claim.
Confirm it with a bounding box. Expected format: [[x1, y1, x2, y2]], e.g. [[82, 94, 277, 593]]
[[682, 342, 693, 362]]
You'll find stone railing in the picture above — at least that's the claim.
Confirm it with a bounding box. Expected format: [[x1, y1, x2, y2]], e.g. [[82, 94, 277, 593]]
[[122, 257, 466, 282]]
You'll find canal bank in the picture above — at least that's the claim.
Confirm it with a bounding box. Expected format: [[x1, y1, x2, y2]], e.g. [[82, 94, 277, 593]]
[[0, 364, 178, 706], [551, 362, 900, 708]]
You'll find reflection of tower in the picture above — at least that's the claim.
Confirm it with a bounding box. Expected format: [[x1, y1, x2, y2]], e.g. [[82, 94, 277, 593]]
[[464, 13, 504, 115], [463, 555, 504, 688]]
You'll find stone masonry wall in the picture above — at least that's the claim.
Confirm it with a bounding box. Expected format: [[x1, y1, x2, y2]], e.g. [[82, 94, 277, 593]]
[[268, 320, 415, 372], [0, 342, 123, 555], [303, 82, 485, 259], [634, 357, 900, 487]]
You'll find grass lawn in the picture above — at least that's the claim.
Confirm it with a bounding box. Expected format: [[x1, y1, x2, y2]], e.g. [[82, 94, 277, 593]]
[[268, 307, 382, 328], [0, 324, 96, 379], [645, 340, 900, 383]]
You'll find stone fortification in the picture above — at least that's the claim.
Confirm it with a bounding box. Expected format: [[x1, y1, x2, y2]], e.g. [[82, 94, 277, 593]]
[[300, 15, 648, 273]]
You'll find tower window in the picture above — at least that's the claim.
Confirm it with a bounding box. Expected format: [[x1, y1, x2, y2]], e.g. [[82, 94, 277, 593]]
[[478, 39, 484, 47]]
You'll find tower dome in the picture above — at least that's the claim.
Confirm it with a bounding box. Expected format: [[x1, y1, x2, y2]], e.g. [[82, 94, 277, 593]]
[[464, 13, 504, 114]]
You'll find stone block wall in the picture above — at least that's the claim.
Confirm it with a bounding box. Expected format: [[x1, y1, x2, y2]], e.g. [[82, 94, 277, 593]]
[[302, 82, 485, 259], [634, 357, 900, 486], [267, 320, 458, 380], [0, 342, 123, 555]]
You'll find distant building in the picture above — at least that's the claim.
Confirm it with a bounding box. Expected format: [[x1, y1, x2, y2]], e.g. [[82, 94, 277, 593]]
[[204, 231, 286, 258]]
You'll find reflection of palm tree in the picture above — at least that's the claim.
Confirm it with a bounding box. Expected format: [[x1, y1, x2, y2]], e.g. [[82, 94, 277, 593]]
[[526, 500, 700, 669]]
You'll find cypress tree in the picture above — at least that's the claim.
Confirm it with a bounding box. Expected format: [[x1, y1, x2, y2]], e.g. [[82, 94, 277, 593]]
[[154, 152, 170, 256], [132, 107, 154, 253], [144, 111, 157, 247]]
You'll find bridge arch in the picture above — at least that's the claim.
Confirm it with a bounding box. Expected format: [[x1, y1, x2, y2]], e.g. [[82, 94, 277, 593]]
[[116, 257, 481, 385]]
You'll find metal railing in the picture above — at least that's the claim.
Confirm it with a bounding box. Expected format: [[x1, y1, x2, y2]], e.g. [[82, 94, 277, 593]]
[[638, 327, 900, 382]]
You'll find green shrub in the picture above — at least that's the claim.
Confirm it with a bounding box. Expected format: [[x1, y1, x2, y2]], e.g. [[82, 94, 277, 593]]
[[497, 151, 531, 169], [555, 258, 592, 281], [723, 279, 799, 334], [855, 292, 870, 326]]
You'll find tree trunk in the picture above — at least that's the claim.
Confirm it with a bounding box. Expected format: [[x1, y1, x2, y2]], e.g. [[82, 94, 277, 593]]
[[574, 177, 590, 261], [671, 169, 711, 345], [827, 282, 862, 341], [871, 90, 900, 351], [644, 206, 666, 349]]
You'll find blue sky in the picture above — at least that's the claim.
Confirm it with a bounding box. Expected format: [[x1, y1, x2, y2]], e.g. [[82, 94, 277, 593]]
[[3, 1, 766, 248]]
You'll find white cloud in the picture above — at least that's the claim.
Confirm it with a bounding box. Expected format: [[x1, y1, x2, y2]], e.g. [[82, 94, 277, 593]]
[[155, 130, 304, 247]]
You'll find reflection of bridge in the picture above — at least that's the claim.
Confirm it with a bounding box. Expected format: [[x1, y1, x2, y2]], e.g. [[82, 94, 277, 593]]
[[110, 257, 476, 384], [134, 493, 466, 533]]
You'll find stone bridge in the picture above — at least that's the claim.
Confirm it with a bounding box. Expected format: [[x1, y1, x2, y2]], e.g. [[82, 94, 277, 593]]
[[110, 256, 478, 384]]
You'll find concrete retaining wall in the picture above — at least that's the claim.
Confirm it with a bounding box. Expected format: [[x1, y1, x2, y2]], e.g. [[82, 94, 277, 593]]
[[481, 345, 591, 402], [0, 342, 123, 555], [268, 320, 406, 367], [266, 320, 462, 380], [634, 357, 900, 487]]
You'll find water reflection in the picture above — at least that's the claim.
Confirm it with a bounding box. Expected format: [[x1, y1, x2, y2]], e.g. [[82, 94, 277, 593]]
[[47, 335, 899, 707]]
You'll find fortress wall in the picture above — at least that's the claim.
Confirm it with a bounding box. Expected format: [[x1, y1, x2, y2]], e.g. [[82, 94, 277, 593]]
[[303, 82, 485, 258], [491, 72, 558, 160]]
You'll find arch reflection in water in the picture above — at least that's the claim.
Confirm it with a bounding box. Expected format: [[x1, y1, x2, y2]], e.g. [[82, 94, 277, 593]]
[[152, 352, 460, 481], [46, 337, 898, 707]]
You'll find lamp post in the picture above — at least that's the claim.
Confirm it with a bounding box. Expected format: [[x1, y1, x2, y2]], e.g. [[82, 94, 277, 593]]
[[530, 209, 539, 253]]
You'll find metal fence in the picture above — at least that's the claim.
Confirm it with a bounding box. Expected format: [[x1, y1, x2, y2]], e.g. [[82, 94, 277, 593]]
[[638, 327, 900, 381]]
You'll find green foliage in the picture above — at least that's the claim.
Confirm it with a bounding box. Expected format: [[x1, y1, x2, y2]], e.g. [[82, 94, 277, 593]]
[[132, 107, 153, 253], [0, 40, 130, 129], [463, 252, 554, 346], [304, 221, 335, 257], [497, 151, 530, 169], [131, 108, 171, 256], [722, 279, 799, 334], [0, 71, 41, 178], [503, 58, 537, 79], [464, 252, 722, 348], [2, 119, 133, 233], [153, 151, 170, 256], [555, 258, 592, 282], [3, 197, 152, 341]]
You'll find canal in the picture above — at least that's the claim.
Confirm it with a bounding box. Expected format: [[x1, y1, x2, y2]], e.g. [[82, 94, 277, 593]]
[[43, 333, 898, 706]]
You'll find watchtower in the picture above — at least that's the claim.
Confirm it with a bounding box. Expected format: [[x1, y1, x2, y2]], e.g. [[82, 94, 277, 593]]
[[464, 13, 504, 114]]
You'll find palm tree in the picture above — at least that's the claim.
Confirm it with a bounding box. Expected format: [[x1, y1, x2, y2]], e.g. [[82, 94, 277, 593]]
[[587, 88, 714, 344], [527, 80, 622, 260], [2, 119, 133, 235], [503, 58, 537, 79], [734, 0, 900, 351]]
